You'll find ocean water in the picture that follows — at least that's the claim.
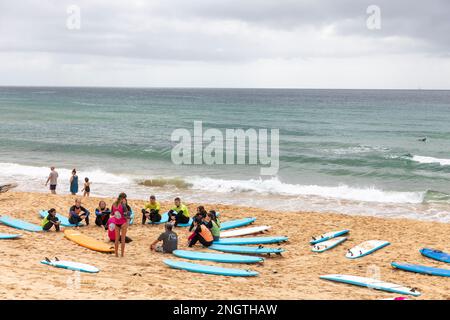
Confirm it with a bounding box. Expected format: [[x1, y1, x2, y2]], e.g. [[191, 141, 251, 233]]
[[0, 87, 449, 222]]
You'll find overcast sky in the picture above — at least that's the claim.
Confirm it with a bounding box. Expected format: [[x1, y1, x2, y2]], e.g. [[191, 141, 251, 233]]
[[0, 0, 449, 89]]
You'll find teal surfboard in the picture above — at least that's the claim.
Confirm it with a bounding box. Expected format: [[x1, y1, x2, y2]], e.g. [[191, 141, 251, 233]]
[[220, 217, 256, 230], [164, 259, 259, 277], [0, 233, 22, 239], [213, 236, 288, 245], [320, 274, 421, 296], [0, 215, 42, 232], [39, 210, 83, 227], [310, 229, 349, 245], [420, 248, 450, 263], [209, 244, 285, 255], [41, 259, 99, 273], [392, 262, 450, 277], [173, 250, 264, 264]]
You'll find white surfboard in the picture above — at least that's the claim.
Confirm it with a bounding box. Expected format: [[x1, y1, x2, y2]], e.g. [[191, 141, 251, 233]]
[[41, 259, 99, 273], [346, 240, 390, 259], [320, 274, 420, 296], [310, 229, 349, 244], [220, 226, 271, 238], [311, 237, 347, 252]]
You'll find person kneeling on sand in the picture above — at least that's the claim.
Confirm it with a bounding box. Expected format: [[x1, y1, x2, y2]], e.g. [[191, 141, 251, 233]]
[[168, 197, 190, 226], [95, 200, 111, 228], [204, 210, 221, 241], [150, 222, 178, 253], [141, 195, 161, 224], [188, 217, 214, 248], [68, 198, 90, 226], [106, 216, 132, 243], [42, 208, 61, 232]]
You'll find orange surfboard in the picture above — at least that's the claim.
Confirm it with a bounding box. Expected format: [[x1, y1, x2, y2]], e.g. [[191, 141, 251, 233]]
[[64, 229, 114, 253]]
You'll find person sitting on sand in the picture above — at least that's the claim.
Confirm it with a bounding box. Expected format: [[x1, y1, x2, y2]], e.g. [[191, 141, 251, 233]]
[[188, 217, 214, 248], [189, 206, 208, 231], [82, 177, 91, 197], [141, 195, 161, 224], [69, 169, 78, 195], [204, 210, 221, 241], [106, 216, 132, 243], [111, 192, 131, 257], [95, 200, 111, 228], [68, 198, 90, 226], [168, 197, 190, 226], [150, 222, 178, 253], [42, 208, 61, 232]]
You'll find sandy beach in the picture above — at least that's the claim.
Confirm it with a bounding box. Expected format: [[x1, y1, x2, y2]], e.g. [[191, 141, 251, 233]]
[[0, 191, 448, 300]]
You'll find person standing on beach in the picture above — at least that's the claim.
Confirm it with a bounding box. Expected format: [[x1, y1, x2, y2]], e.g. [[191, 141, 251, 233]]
[[82, 177, 91, 197], [111, 192, 130, 257], [45, 167, 58, 194], [168, 197, 190, 226], [69, 169, 78, 195]]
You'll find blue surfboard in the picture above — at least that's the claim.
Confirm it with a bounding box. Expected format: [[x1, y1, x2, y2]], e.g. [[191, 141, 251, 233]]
[[0, 233, 22, 239], [173, 250, 264, 264], [220, 217, 256, 231], [39, 210, 83, 227], [420, 248, 450, 264], [213, 236, 288, 245], [310, 229, 349, 245], [0, 215, 42, 232], [164, 259, 259, 277], [209, 244, 284, 255], [392, 262, 450, 277]]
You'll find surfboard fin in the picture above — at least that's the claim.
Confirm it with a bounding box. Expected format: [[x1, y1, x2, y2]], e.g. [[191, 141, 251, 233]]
[[55, 257, 60, 261], [45, 257, 51, 263]]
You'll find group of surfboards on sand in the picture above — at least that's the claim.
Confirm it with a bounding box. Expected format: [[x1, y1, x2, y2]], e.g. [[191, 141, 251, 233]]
[[41, 194, 221, 258]]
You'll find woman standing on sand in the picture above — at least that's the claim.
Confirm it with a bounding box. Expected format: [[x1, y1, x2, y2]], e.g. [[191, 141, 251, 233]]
[[69, 169, 78, 195], [111, 192, 130, 257]]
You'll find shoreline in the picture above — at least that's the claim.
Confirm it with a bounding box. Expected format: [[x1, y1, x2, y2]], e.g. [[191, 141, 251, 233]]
[[0, 191, 449, 300]]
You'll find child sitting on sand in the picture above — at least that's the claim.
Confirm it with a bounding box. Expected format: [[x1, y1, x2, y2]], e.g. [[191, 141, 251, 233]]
[[189, 206, 208, 231], [188, 217, 214, 247], [42, 208, 61, 232], [141, 195, 161, 224], [95, 200, 111, 228], [150, 222, 178, 253], [204, 210, 221, 241], [68, 198, 90, 226]]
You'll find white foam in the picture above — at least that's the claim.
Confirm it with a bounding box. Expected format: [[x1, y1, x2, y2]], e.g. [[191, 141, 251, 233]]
[[189, 176, 424, 204], [411, 155, 450, 166]]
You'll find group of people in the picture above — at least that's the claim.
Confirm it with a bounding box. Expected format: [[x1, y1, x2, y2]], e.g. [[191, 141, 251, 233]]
[[41, 193, 220, 258], [45, 167, 91, 197]]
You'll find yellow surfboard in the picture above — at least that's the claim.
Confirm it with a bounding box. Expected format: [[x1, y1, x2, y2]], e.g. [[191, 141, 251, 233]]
[[64, 229, 114, 253]]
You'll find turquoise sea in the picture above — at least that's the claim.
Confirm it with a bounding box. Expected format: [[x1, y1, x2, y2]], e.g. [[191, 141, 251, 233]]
[[0, 87, 449, 221]]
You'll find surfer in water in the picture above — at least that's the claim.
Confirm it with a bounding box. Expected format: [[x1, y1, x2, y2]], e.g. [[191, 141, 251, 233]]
[[111, 192, 130, 257]]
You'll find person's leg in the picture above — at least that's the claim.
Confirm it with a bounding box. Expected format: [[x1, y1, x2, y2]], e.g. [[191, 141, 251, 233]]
[[84, 212, 90, 225], [54, 223, 60, 232], [141, 209, 148, 224], [42, 222, 53, 231], [188, 234, 200, 247], [176, 213, 189, 225], [95, 215, 103, 227], [114, 225, 121, 257], [150, 211, 161, 223], [120, 223, 128, 257]]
